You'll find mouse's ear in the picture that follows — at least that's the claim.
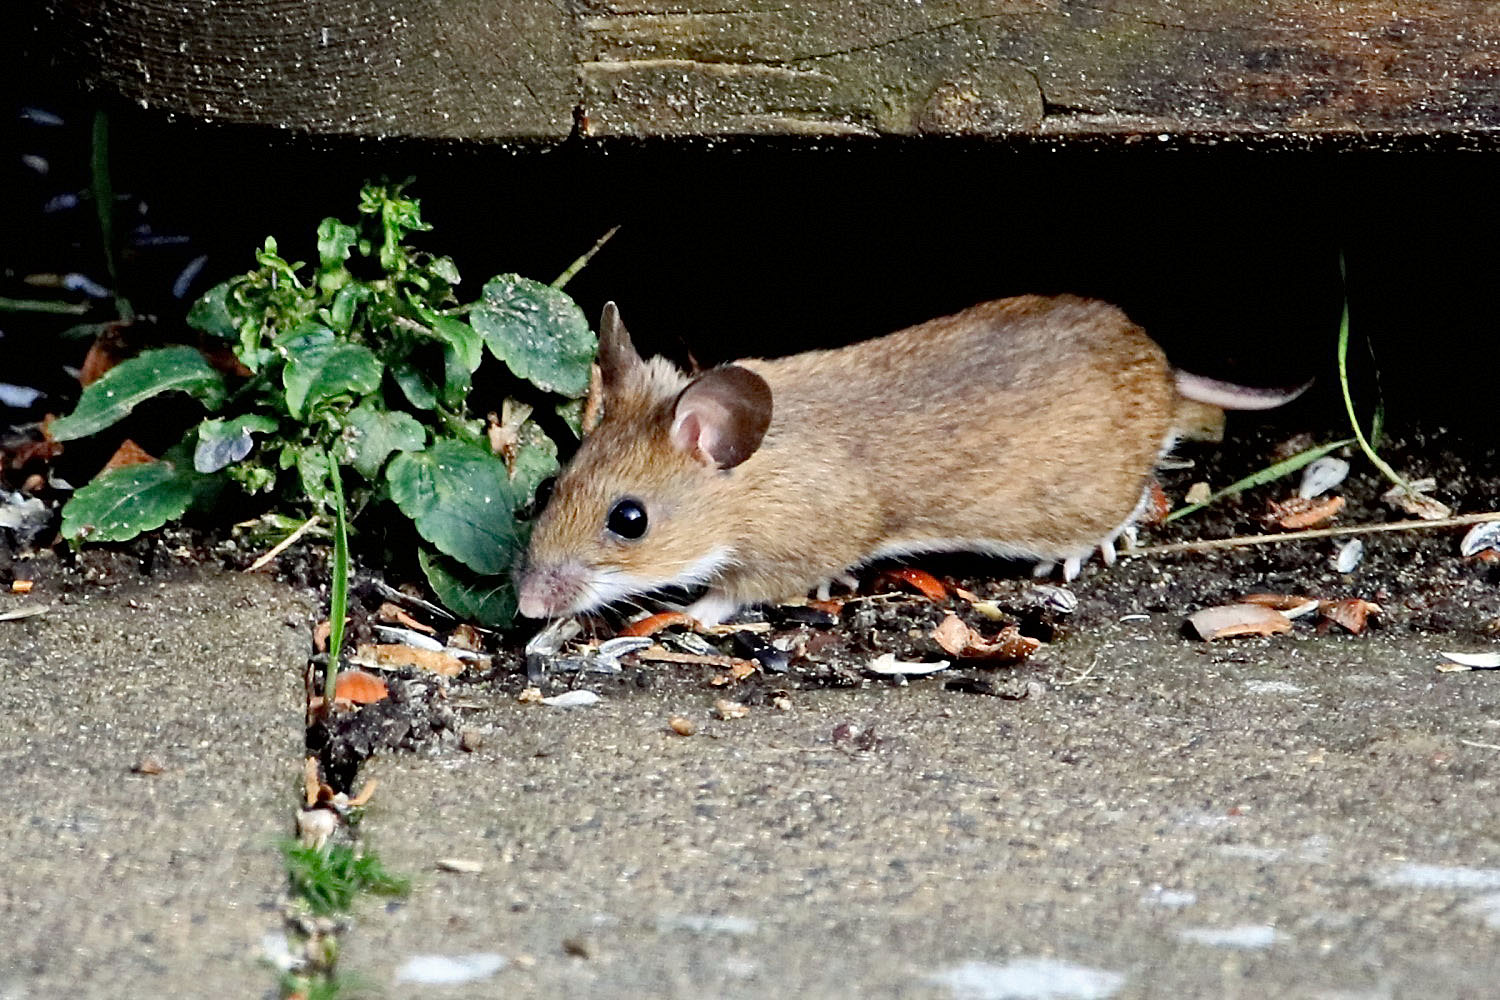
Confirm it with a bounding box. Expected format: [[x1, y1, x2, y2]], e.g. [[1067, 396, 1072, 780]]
[[670, 366, 773, 470], [598, 302, 645, 392]]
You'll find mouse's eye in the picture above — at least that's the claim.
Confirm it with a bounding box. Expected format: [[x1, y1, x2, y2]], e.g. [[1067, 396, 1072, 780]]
[[606, 497, 648, 540]]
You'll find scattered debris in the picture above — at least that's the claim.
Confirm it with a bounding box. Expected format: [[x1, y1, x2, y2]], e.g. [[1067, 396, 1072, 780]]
[[1383, 479, 1453, 520], [1298, 456, 1350, 498], [131, 754, 165, 775], [931, 612, 1041, 662], [1318, 598, 1381, 635], [668, 715, 697, 736], [1187, 604, 1294, 640], [332, 668, 389, 706], [436, 858, 486, 874], [1239, 593, 1321, 619], [374, 625, 443, 650], [393, 954, 507, 986], [713, 698, 749, 720], [867, 652, 950, 676], [539, 690, 600, 709], [376, 601, 437, 634], [876, 567, 948, 602], [1333, 538, 1365, 573], [1185, 481, 1212, 505], [635, 645, 756, 672], [619, 611, 698, 637], [356, 642, 466, 677], [0, 605, 48, 622], [11, 580, 34, 594], [832, 722, 880, 750], [1266, 495, 1345, 530], [1026, 585, 1078, 615], [1460, 521, 1500, 559], [1436, 651, 1500, 672]]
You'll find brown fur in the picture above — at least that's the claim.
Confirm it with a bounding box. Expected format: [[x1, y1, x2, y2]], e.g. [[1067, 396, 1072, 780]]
[[517, 295, 1175, 619]]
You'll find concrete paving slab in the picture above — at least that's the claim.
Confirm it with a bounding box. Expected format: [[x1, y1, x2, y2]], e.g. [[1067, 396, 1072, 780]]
[[0, 566, 315, 1000], [343, 616, 1500, 998]]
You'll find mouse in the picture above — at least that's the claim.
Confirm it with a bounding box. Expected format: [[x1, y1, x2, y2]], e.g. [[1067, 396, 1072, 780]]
[[515, 295, 1306, 625]]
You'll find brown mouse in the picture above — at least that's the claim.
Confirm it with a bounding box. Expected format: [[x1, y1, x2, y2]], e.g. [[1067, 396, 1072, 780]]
[[516, 295, 1304, 625]]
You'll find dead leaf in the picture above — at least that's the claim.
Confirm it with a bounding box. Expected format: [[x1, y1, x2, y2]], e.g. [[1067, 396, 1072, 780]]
[[1141, 479, 1171, 525], [131, 755, 164, 775], [1187, 603, 1294, 640], [619, 611, 698, 637], [5, 424, 63, 468], [79, 335, 128, 386], [333, 668, 389, 705], [1239, 593, 1321, 618], [932, 612, 1041, 661], [357, 642, 466, 677], [376, 601, 436, 634], [714, 699, 749, 720], [1318, 598, 1381, 635], [101, 438, 155, 473], [876, 567, 948, 602], [1383, 479, 1453, 520], [1265, 495, 1345, 530]]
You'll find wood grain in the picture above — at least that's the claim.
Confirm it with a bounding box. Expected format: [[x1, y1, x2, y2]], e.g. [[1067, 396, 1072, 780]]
[[41, 0, 1500, 139]]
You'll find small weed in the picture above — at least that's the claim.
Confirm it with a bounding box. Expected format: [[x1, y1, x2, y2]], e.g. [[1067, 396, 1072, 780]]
[[52, 181, 605, 625], [281, 840, 410, 917]]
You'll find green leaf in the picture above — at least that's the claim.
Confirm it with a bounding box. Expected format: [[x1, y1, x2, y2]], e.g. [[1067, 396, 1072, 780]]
[[510, 421, 560, 503], [391, 363, 437, 410], [555, 398, 585, 438], [194, 414, 279, 473], [342, 402, 426, 480], [51, 346, 228, 441], [386, 440, 523, 575], [282, 338, 382, 420], [431, 316, 483, 373], [293, 446, 335, 509], [186, 280, 239, 339], [316, 217, 358, 293], [324, 283, 371, 334], [471, 275, 596, 397], [61, 459, 213, 542], [418, 548, 517, 626]]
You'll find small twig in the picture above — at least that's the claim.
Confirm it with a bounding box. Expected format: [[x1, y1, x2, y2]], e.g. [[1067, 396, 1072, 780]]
[[1460, 740, 1500, 752], [1054, 651, 1102, 687], [1128, 511, 1500, 558], [245, 515, 322, 572], [552, 225, 620, 290]]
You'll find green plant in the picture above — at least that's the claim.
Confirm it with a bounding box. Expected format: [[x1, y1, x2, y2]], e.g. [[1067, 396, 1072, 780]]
[[53, 182, 598, 624], [281, 841, 410, 916]]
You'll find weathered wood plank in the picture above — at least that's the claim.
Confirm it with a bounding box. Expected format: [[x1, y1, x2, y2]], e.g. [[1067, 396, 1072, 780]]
[[43, 0, 579, 139], [39, 0, 1500, 139]]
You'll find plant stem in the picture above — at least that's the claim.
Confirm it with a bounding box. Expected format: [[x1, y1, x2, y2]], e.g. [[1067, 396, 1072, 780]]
[[1336, 276, 1410, 494], [324, 458, 350, 708], [90, 111, 133, 323], [0, 296, 90, 315], [551, 226, 620, 290]]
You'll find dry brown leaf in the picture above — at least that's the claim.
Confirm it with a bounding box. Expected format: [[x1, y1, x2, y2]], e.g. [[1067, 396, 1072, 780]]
[[1318, 598, 1381, 635], [313, 620, 332, 654], [714, 699, 749, 720], [1265, 495, 1345, 530], [619, 611, 698, 637], [101, 438, 155, 473], [1187, 603, 1294, 640], [1141, 479, 1171, 526], [877, 567, 948, 602], [358, 642, 466, 677], [447, 623, 483, 651], [375, 601, 436, 634], [333, 668, 389, 705], [931, 612, 1041, 661], [303, 757, 322, 807], [79, 335, 127, 386]]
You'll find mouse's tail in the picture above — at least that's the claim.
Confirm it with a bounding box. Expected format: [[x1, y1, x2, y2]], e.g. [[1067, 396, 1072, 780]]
[[1173, 370, 1314, 411]]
